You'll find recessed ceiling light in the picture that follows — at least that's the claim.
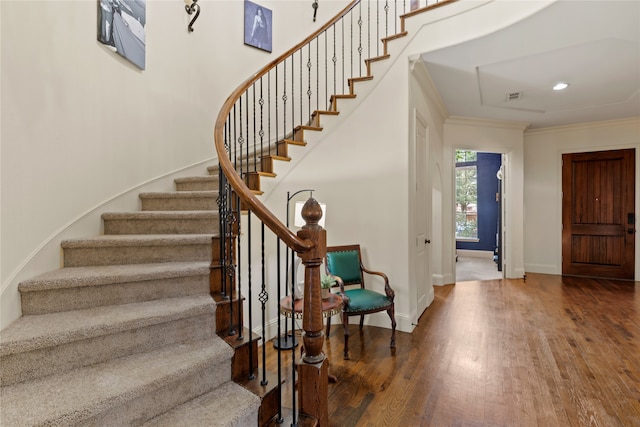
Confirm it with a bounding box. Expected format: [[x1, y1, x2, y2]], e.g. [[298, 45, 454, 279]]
[[553, 82, 569, 91]]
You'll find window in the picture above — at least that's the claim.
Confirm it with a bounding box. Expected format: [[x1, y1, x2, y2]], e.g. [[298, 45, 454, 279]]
[[456, 150, 478, 239]]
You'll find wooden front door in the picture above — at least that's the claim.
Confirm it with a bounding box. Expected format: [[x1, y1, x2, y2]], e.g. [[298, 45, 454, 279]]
[[562, 149, 635, 280]]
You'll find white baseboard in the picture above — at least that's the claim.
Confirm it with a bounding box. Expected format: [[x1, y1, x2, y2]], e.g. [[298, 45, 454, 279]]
[[456, 249, 494, 259], [432, 273, 445, 286]]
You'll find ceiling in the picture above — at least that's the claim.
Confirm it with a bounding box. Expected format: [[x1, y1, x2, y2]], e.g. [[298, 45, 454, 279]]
[[420, 1, 640, 130]]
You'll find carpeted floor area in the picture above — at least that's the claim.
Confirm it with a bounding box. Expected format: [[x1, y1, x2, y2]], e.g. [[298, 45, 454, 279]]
[[456, 256, 503, 282]]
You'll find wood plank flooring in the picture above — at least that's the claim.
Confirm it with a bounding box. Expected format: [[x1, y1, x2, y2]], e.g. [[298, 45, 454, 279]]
[[264, 274, 640, 426]]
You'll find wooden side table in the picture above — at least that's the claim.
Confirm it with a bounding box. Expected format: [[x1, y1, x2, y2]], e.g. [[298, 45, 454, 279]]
[[279, 293, 343, 337]]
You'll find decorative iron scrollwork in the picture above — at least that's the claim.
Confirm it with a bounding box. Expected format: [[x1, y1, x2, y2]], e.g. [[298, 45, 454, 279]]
[[185, 0, 200, 33]]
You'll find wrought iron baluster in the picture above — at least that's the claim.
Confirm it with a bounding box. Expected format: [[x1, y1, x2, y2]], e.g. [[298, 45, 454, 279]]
[[259, 222, 268, 386], [341, 17, 345, 94], [252, 85, 257, 172], [290, 246, 297, 426], [332, 24, 337, 97], [291, 53, 295, 136], [316, 37, 320, 112], [232, 106, 237, 171], [385, 0, 389, 39], [377, 0, 380, 57], [275, 238, 283, 423], [243, 90, 249, 175], [283, 59, 287, 149], [350, 10, 354, 79], [358, 2, 363, 76], [259, 78, 265, 162], [238, 95, 244, 177], [307, 44, 312, 122], [324, 31, 328, 111], [275, 67, 278, 160], [299, 48, 303, 128], [268, 73, 271, 158], [368, 0, 371, 61]]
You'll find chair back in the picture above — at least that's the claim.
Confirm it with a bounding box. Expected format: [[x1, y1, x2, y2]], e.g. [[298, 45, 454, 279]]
[[326, 245, 364, 286]]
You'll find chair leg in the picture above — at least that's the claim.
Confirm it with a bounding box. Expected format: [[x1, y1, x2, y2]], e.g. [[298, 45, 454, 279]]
[[359, 315, 364, 329], [342, 313, 350, 360], [387, 305, 396, 348]]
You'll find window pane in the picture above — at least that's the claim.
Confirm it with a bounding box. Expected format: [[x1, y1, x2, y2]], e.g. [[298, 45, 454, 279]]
[[456, 165, 478, 239], [456, 150, 477, 163]]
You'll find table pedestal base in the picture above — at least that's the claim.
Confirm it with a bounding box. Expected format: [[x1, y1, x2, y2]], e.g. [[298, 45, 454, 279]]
[[272, 333, 299, 350]]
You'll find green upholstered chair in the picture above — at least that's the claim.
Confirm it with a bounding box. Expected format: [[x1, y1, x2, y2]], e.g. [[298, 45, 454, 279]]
[[325, 244, 396, 360]]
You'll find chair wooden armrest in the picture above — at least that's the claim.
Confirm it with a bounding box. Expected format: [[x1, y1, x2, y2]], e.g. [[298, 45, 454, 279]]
[[360, 266, 395, 300]]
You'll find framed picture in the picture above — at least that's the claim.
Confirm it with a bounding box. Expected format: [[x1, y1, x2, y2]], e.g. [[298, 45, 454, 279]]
[[244, 0, 272, 53], [98, 0, 146, 70]]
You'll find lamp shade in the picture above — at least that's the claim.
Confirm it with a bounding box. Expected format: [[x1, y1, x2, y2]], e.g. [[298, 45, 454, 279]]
[[294, 201, 326, 228]]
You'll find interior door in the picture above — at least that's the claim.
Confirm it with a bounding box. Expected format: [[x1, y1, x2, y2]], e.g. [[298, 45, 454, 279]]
[[415, 113, 431, 318], [562, 149, 635, 280]]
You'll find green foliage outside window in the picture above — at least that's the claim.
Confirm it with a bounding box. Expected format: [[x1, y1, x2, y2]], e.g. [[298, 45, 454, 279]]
[[455, 150, 478, 239]]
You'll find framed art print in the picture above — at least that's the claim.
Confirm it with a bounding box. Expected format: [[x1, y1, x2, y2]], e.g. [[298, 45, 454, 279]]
[[98, 0, 146, 69], [244, 1, 272, 53]]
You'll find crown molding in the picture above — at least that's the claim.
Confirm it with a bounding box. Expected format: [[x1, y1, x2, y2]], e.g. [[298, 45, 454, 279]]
[[445, 115, 530, 131]]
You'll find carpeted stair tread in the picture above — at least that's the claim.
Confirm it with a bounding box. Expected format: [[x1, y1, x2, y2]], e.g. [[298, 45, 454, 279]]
[[0, 339, 232, 427], [143, 380, 261, 426], [61, 234, 214, 248], [61, 234, 214, 267], [0, 295, 215, 356], [18, 262, 211, 293]]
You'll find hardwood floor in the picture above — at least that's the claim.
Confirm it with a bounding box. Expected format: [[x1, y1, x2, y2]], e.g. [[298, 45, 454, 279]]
[[264, 274, 640, 426]]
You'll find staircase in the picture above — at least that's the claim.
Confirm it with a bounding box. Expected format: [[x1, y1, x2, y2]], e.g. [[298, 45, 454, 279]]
[[0, 172, 261, 426], [2, 2, 459, 424]]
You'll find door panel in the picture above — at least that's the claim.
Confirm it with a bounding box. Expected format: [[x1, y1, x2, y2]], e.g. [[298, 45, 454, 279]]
[[562, 149, 635, 279], [415, 112, 430, 319]]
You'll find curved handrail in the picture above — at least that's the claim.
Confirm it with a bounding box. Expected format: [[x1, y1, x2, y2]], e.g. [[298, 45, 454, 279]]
[[214, 0, 360, 253]]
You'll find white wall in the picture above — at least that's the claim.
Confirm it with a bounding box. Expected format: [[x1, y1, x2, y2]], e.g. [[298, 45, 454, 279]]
[[523, 118, 640, 276], [249, 0, 556, 333], [0, 0, 349, 329]]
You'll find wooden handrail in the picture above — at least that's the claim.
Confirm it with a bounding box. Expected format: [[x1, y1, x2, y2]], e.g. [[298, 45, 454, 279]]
[[213, 0, 359, 253]]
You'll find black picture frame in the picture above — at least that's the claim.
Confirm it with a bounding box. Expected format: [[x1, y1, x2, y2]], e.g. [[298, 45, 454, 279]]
[[244, 0, 272, 53]]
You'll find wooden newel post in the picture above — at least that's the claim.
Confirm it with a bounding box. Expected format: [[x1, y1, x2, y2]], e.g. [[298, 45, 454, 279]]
[[296, 197, 329, 426]]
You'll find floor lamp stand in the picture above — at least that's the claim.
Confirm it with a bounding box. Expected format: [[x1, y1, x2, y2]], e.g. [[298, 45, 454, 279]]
[[273, 189, 314, 350]]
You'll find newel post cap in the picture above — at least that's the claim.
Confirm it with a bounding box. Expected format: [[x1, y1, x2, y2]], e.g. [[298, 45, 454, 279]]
[[301, 197, 323, 230]]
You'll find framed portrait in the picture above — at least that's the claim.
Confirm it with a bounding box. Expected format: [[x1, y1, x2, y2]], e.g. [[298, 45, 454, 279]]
[[244, 0, 272, 53], [410, 0, 420, 11], [98, 0, 146, 70]]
